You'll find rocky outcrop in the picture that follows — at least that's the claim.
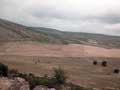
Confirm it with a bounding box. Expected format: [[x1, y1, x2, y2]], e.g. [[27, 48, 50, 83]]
[[0, 77, 120, 90], [33, 85, 56, 90], [33, 85, 91, 90], [0, 77, 29, 90]]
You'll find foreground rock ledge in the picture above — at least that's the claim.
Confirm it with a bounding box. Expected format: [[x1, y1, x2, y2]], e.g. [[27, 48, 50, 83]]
[[0, 77, 120, 90], [0, 77, 29, 90]]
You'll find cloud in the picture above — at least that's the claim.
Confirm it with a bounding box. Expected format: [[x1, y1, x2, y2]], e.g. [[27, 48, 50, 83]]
[[0, 0, 120, 36]]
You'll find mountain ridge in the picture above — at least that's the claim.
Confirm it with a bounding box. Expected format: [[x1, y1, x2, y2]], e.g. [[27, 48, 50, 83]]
[[0, 18, 120, 48]]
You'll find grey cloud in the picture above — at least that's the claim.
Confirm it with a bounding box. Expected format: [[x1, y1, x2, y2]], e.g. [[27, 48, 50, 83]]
[[93, 14, 120, 24], [30, 7, 120, 25], [28, 5, 120, 24]]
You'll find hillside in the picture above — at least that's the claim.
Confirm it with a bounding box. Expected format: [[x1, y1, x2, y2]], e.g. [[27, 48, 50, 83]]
[[0, 18, 49, 43], [0, 18, 120, 48], [28, 27, 120, 48]]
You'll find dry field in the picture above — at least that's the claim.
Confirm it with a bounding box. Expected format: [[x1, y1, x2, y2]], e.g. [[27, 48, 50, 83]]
[[0, 41, 120, 58], [0, 42, 120, 89]]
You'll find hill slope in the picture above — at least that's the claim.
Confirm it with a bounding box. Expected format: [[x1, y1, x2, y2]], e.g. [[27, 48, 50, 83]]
[[28, 27, 120, 48], [0, 18, 49, 43], [0, 18, 120, 48]]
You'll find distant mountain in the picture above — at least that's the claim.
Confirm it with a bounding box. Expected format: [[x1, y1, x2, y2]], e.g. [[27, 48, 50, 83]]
[[0, 18, 120, 48], [28, 27, 120, 48]]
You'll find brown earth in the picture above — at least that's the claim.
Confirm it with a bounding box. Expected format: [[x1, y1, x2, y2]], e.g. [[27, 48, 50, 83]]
[[0, 42, 120, 89], [0, 41, 120, 58]]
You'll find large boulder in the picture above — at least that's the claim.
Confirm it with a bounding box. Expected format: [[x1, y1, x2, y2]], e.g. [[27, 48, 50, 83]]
[[0, 77, 29, 90]]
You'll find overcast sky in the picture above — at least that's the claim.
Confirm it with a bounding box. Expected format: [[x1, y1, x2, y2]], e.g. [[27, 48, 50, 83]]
[[0, 0, 120, 36]]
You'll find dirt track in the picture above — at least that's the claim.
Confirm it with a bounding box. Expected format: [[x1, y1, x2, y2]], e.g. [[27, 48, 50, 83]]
[[0, 42, 120, 58]]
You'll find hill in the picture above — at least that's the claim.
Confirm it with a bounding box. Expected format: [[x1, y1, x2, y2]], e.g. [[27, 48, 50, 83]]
[[28, 27, 120, 48], [0, 18, 49, 43], [0, 18, 120, 48]]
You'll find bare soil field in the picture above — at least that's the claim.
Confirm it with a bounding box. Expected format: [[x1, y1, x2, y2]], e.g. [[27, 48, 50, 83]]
[[0, 42, 120, 89], [0, 42, 120, 58]]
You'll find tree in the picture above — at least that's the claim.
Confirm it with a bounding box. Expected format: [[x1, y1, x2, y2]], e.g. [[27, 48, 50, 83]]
[[101, 61, 107, 67], [93, 61, 97, 65], [113, 69, 119, 74], [0, 63, 8, 77]]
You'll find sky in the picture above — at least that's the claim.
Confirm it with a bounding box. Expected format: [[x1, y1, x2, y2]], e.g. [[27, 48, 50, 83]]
[[0, 0, 120, 36]]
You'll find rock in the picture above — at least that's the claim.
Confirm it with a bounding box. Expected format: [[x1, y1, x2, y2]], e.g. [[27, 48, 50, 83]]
[[102, 87, 120, 90], [60, 85, 71, 90], [33, 85, 48, 90], [0, 77, 29, 90], [33, 85, 56, 90], [92, 88, 100, 90], [49, 88, 56, 90]]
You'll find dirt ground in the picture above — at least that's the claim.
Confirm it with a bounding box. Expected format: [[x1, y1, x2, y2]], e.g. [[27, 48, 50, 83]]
[[0, 42, 120, 89], [0, 41, 120, 58]]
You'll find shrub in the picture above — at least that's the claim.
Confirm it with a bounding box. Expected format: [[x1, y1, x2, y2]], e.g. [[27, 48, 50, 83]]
[[93, 61, 97, 65], [113, 69, 119, 74], [28, 75, 54, 89], [8, 69, 19, 78], [0, 63, 8, 77], [24, 67, 68, 89], [52, 67, 67, 84], [101, 61, 107, 67], [18, 73, 28, 79]]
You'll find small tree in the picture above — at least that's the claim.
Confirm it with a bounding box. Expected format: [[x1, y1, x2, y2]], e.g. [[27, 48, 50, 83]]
[[53, 67, 67, 84], [0, 63, 8, 77], [101, 61, 107, 67], [93, 61, 97, 65], [113, 69, 119, 74]]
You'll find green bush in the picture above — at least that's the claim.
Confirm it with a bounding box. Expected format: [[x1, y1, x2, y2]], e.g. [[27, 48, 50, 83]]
[[113, 69, 119, 74], [101, 61, 107, 67], [0, 63, 8, 77], [93, 61, 97, 65], [52, 67, 67, 84], [25, 67, 67, 89]]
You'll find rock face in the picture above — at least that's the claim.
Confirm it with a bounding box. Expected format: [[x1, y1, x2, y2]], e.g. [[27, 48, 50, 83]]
[[0, 77, 29, 90]]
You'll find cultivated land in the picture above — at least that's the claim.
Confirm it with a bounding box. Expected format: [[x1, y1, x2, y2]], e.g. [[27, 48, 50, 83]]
[[0, 42, 120, 58], [0, 42, 120, 89]]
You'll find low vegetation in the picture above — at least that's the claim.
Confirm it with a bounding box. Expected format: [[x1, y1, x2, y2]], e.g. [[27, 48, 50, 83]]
[[22, 67, 67, 89], [0, 63, 8, 77], [53, 67, 67, 84], [101, 61, 107, 67], [113, 69, 119, 74], [0, 62, 91, 90], [93, 61, 98, 65], [9, 68, 67, 89]]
